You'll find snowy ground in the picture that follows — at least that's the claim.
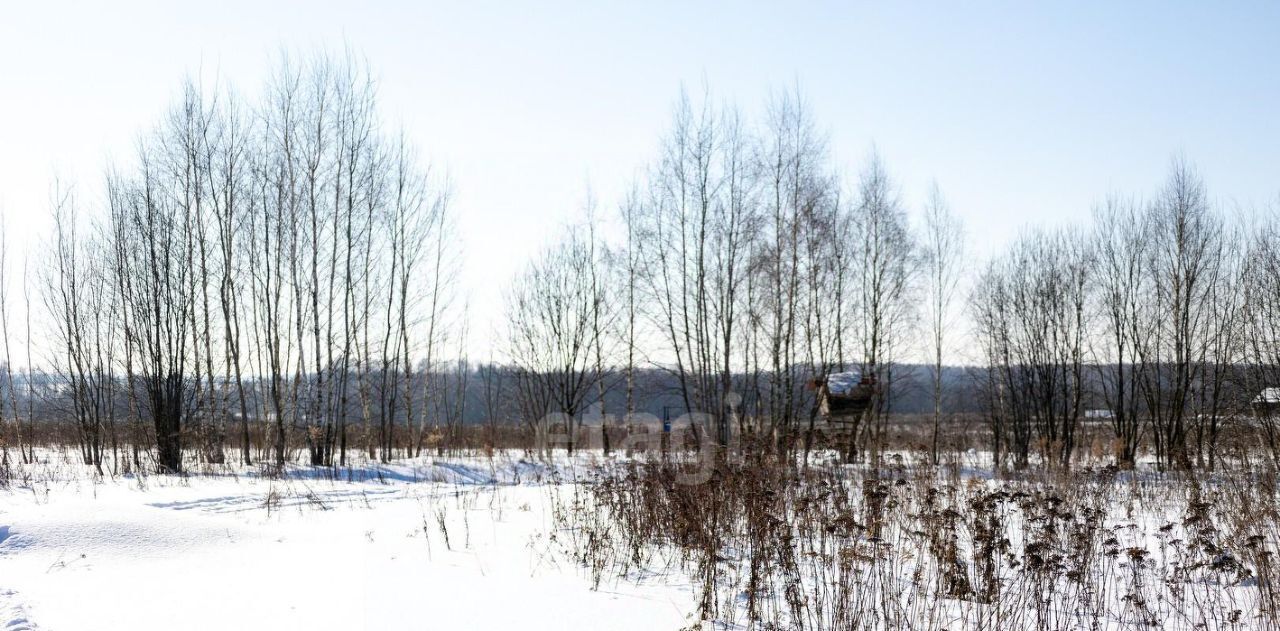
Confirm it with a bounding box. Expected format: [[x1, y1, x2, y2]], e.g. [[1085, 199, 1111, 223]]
[[0, 453, 697, 630], [7, 449, 1268, 630]]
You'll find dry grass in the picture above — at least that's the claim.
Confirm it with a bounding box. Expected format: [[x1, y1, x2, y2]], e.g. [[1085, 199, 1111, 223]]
[[553, 443, 1280, 630], [9, 416, 1280, 629]]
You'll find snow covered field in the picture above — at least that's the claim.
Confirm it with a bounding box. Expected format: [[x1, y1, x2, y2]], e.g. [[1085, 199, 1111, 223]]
[[4, 450, 1277, 630], [0, 454, 696, 630]]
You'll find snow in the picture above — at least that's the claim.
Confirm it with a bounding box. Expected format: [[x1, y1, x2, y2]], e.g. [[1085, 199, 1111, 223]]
[[0, 453, 695, 630], [1254, 387, 1280, 404], [4, 449, 1266, 629], [824, 370, 863, 395]]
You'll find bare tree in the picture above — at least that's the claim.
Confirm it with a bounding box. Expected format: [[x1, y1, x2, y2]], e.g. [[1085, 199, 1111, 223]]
[[973, 229, 1090, 468], [632, 89, 759, 451], [922, 182, 964, 465], [506, 229, 607, 455], [110, 148, 193, 474], [44, 187, 122, 474], [1090, 195, 1147, 467], [1136, 160, 1221, 470], [1241, 213, 1280, 465], [0, 217, 20, 466], [757, 89, 833, 455], [1193, 220, 1244, 470], [852, 153, 917, 466]]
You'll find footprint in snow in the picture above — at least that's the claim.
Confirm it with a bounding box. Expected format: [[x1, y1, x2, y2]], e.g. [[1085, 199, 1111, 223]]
[[0, 588, 38, 630]]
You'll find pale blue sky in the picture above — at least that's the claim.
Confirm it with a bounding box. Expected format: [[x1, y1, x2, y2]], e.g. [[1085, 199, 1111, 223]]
[[1, 1, 1277, 358]]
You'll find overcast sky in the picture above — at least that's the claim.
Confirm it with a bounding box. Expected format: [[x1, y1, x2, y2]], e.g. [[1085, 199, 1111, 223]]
[[1, 1, 1277, 361]]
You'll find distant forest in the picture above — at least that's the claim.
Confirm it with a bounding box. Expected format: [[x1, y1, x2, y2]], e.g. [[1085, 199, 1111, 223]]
[[20, 361, 1266, 428]]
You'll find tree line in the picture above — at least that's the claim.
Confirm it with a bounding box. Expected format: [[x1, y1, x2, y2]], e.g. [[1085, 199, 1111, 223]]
[[506, 92, 1280, 473], [2, 56, 1277, 474], [974, 160, 1280, 471], [8, 53, 460, 474], [505, 89, 949, 466]]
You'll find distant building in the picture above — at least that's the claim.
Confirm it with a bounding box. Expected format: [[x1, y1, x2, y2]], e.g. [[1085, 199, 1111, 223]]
[[1084, 409, 1114, 420]]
